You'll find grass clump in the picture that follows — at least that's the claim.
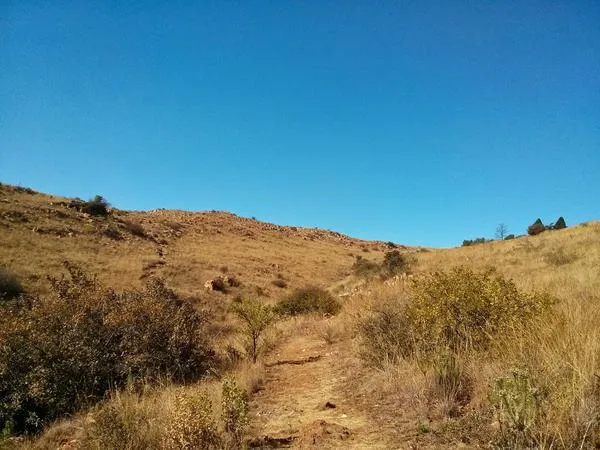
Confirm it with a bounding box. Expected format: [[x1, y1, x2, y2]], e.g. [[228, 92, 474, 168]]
[[275, 286, 341, 317], [0, 263, 215, 435], [0, 268, 24, 302]]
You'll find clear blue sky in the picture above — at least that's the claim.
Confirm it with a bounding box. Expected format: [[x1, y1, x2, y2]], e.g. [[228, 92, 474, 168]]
[[1, 1, 599, 247]]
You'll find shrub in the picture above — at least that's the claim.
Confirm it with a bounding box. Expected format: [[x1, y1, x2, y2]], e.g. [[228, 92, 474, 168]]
[[230, 297, 275, 363], [528, 219, 545, 236], [381, 250, 409, 277], [407, 267, 554, 355], [0, 263, 215, 434], [462, 237, 487, 246], [83, 195, 110, 216], [221, 377, 248, 448], [275, 286, 341, 317], [0, 268, 24, 301], [504, 234, 515, 240], [226, 276, 241, 288], [352, 256, 379, 278], [164, 391, 220, 449], [359, 267, 554, 366], [358, 303, 413, 366]]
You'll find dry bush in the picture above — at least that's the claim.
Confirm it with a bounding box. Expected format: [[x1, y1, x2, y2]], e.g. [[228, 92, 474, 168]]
[[221, 377, 248, 449], [0, 263, 215, 435], [319, 319, 348, 345], [275, 286, 341, 317], [121, 220, 147, 238], [163, 391, 221, 449]]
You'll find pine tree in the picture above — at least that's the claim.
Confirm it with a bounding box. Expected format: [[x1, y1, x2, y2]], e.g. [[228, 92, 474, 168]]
[[554, 216, 567, 230]]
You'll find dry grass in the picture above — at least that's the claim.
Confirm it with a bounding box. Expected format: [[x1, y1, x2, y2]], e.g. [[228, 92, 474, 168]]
[[0, 183, 389, 299], [351, 221, 600, 448]]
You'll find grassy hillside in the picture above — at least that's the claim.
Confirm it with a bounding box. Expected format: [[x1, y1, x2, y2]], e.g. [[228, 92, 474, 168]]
[[0, 183, 392, 298], [2, 182, 598, 449]]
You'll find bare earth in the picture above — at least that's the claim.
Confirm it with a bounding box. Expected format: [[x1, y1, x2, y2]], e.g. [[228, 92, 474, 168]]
[[248, 324, 404, 449]]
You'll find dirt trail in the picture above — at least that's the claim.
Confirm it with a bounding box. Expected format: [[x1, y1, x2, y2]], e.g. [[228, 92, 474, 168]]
[[247, 325, 403, 449]]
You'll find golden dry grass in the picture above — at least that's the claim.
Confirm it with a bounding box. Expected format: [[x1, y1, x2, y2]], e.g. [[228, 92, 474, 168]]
[[347, 221, 600, 448], [0, 183, 389, 299]]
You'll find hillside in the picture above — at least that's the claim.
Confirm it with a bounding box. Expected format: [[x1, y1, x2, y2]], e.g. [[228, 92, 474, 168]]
[[0, 183, 394, 298], [2, 182, 599, 449]]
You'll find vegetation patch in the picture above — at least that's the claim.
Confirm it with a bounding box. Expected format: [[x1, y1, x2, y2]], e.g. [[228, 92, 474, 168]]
[[275, 286, 341, 317], [0, 268, 24, 302], [0, 263, 215, 435], [359, 267, 554, 365]]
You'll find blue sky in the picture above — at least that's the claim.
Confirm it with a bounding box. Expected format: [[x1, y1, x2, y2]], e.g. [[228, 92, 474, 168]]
[[1, 1, 599, 247]]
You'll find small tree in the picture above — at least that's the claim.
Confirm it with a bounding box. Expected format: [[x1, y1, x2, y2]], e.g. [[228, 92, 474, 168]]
[[554, 216, 567, 230], [495, 224, 508, 240], [230, 298, 275, 362]]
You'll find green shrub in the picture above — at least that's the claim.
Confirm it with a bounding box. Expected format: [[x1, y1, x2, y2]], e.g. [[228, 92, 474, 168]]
[[352, 256, 379, 278], [407, 267, 554, 355], [360, 267, 554, 365], [0, 263, 215, 434], [275, 286, 341, 317], [0, 268, 24, 301], [230, 297, 275, 362]]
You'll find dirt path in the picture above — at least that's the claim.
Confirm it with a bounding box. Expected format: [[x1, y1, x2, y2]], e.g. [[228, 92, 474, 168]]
[[247, 325, 400, 449]]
